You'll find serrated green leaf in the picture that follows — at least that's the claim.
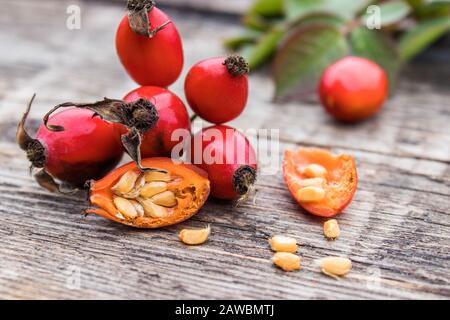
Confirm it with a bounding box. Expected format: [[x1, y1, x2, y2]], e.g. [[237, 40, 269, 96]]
[[252, 0, 284, 17], [362, 0, 411, 27], [284, 0, 372, 21], [350, 27, 400, 92], [273, 24, 349, 98], [246, 27, 285, 69], [399, 16, 450, 62]]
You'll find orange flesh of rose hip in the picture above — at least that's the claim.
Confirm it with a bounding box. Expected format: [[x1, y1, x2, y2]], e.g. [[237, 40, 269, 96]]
[[87, 158, 210, 228], [283, 148, 357, 217]]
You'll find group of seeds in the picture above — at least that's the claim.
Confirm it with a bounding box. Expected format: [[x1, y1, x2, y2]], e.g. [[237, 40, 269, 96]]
[[269, 219, 351, 278], [111, 170, 177, 220], [175, 219, 351, 278], [296, 163, 328, 203]]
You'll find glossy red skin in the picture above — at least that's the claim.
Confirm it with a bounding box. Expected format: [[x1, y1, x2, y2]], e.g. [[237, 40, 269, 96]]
[[319, 56, 388, 122], [116, 7, 183, 87], [36, 109, 124, 186], [123, 86, 191, 158], [190, 125, 257, 199], [185, 57, 248, 124]]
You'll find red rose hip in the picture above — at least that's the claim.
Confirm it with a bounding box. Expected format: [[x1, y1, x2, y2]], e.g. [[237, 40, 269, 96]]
[[17, 95, 124, 192], [319, 56, 388, 122], [190, 125, 257, 200], [116, 1, 183, 87], [123, 86, 191, 158], [185, 55, 249, 124]]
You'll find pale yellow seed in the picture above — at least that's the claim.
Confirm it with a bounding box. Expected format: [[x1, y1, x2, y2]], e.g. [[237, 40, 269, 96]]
[[179, 225, 211, 245], [144, 171, 171, 182], [323, 219, 340, 240], [320, 257, 352, 277], [301, 177, 326, 188], [137, 198, 168, 218], [129, 200, 145, 217], [300, 164, 328, 178], [139, 181, 168, 198], [297, 186, 325, 202], [151, 190, 177, 207], [113, 197, 138, 219], [112, 170, 140, 194], [268, 235, 298, 253], [272, 252, 301, 272]]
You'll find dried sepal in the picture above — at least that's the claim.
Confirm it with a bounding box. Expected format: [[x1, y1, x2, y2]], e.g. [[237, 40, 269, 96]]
[[34, 169, 79, 194], [16, 94, 47, 168], [127, 0, 172, 37], [42, 97, 162, 172]]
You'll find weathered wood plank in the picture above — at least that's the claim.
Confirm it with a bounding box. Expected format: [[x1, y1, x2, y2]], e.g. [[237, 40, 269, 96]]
[[0, 0, 449, 300]]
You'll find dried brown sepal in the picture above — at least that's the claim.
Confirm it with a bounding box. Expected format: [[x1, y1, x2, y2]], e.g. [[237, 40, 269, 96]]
[[127, 0, 171, 37], [42, 98, 161, 172], [121, 128, 166, 173], [16, 94, 46, 168]]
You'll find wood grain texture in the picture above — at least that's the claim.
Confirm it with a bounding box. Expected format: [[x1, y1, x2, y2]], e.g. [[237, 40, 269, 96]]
[[0, 0, 449, 300]]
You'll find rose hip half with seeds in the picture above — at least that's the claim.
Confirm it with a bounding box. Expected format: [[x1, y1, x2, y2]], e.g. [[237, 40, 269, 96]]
[[283, 148, 357, 217], [87, 157, 210, 228]]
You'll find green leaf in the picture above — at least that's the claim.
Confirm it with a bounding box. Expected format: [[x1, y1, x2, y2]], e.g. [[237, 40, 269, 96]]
[[246, 26, 285, 69], [399, 16, 450, 62], [291, 12, 346, 28], [243, 12, 270, 31], [406, 0, 450, 19], [273, 24, 349, 98], [252, 0, 284, 17], [224, 31, 261, 50], [284, 0, 372, 21], [362, 0, 411, 27], [350, 27, 400, 92]]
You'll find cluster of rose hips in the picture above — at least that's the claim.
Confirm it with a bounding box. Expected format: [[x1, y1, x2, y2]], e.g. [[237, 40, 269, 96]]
[[17, 0, 256, 201]]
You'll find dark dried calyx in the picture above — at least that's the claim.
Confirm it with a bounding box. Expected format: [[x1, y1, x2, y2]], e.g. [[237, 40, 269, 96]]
[[26, 140, 46, 168], [122, 99, 159, 134], [126, 0, 171, 37], [232, 165, 257, 195], [127, 0, 155, 12], [224, 55, 250, 77], [41, 97, 161, 173]]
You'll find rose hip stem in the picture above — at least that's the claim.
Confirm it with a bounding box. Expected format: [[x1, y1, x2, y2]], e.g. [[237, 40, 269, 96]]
[[41, 97, 165, 173]]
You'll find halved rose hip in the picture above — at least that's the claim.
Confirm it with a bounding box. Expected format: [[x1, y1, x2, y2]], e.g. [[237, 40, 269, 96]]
[[283, 148, 357, 217], [87, 158, 210, 228]]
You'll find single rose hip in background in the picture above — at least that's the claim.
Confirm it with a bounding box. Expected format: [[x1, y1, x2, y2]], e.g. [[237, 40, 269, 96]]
[[185, 55, 249, 124], [116, 0, 183, 87], [190, 125, 257, 200], [319, 56, 389, 122], [16, 95, 124, 192]]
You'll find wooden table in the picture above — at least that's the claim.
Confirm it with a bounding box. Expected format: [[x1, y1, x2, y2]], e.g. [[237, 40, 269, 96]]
[[0, 0, 449, 300]]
